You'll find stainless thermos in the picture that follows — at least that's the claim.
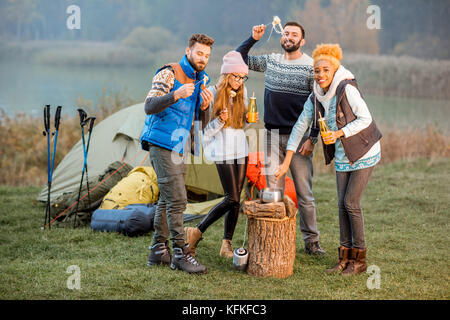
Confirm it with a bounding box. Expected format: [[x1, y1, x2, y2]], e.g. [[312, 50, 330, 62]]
[[233, 247, 248, 271]]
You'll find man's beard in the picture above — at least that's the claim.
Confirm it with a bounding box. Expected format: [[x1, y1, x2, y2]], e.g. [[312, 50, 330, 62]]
[[281, 38, 301, 53], [187, 54, 206, 72]]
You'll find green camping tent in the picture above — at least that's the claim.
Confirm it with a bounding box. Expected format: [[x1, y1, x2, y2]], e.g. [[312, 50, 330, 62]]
[[37, 102, 229, 216]]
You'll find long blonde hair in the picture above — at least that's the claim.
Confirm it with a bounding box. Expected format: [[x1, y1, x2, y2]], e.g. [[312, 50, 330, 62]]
[[212, 74, 246, 129]]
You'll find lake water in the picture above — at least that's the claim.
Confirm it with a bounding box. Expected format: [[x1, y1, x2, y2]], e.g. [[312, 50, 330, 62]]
[[1, 61, 449, 133]]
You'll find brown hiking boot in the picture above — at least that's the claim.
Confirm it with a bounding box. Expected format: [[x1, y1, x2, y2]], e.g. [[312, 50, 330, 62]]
[[184, 227, 203, 257], [341, 248, 367, 276], [325, 246, 351, 274], [220, 239, 234, 258]]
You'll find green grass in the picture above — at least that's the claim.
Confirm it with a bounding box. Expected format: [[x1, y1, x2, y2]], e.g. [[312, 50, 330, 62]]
[[0, 158, 448, 300]]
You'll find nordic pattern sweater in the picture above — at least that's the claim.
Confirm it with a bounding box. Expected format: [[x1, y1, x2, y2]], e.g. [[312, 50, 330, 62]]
[[236, 36, 315, 135]]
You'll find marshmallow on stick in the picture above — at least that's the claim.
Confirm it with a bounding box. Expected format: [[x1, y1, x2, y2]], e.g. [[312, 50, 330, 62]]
[[272, 16, 283, 34], [201, 75, 209, 90]]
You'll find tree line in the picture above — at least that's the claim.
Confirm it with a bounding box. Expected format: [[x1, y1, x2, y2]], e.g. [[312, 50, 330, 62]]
[[0, 0, 449, 59]]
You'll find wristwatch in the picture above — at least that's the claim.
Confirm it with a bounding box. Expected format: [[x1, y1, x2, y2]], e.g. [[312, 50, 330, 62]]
[[309, 136, 318, 145]]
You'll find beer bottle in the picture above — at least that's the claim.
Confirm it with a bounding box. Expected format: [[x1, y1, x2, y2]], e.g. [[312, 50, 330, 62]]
[[247, 92, 257, 123], [318, 111, 332, 145]]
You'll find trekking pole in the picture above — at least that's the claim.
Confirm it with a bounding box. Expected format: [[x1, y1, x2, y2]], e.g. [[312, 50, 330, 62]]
[[47, 106, 62, 228], [83, 116, 96, 213], [50, 106, 62, 179], [72, 108, 88, 227], [43, 105, 51, 229]]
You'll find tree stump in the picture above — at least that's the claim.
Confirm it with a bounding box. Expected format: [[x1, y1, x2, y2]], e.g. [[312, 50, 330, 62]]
[[243, 197, 297, 278]]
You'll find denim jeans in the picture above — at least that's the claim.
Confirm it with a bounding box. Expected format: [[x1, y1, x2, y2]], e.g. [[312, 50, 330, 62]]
[[336, 166, 374, 249], [149, 145, 187, 248], [264, 129, 320, 243]]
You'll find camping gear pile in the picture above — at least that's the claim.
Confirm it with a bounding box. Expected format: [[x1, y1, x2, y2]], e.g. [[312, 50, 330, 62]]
[[38, 102, 233, 235], [38, 103, 300, 238], [48, 161, 134, 227], [48, 162, 159, 235]]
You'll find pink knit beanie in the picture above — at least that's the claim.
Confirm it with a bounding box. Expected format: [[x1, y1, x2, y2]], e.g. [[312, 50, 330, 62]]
[[220, 51, 248, 75]]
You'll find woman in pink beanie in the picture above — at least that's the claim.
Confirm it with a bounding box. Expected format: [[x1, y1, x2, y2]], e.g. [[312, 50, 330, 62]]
[[185, 51, 258, 258]]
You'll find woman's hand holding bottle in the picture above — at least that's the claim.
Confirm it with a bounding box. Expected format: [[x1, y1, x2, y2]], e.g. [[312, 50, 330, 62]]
[[322, 129, 345, 145], [245, 112, 259, 123]]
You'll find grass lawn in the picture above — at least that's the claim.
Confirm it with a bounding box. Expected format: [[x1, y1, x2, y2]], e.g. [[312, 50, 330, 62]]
[[0, 158, 448, 300]]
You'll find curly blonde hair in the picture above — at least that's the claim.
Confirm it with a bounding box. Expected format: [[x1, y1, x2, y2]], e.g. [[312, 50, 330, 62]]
[[312, 43, 343, 70]]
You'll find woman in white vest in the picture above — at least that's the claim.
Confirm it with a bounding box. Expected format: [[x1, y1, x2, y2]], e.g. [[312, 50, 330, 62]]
[[185, 51, 258, 258]]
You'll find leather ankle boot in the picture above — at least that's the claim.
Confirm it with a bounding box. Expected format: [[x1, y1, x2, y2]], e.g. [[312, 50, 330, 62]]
[[184, 227, 203, 257], [304, 241, 326, 255], [325, 246, 351, 274], [341, 247, 367, 276], [220, 239, 234, 258], [147, 241, 172, 266], [170, 244, 207, 274]]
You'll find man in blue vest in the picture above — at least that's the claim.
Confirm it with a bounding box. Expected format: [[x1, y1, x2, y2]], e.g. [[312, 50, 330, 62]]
[[141, 34, 214, 274]]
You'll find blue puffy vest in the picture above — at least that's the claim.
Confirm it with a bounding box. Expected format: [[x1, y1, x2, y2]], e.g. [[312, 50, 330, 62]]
[[140, 55, 210, 155]]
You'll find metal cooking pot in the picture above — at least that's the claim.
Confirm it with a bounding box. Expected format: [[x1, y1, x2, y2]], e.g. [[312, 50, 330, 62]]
[[260, 188, 283, 203]]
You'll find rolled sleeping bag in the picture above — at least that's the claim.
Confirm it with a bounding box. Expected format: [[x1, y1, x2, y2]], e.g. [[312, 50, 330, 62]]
[[90, 204, 155, 237], [120, 204, 156, 237]]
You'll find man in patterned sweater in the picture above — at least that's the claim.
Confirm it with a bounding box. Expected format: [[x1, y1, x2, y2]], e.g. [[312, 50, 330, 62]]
[[236, 22, 325, 255]]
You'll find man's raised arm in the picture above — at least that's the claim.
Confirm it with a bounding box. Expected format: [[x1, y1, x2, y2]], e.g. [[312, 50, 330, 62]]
[[236, 24, 268, 72]]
